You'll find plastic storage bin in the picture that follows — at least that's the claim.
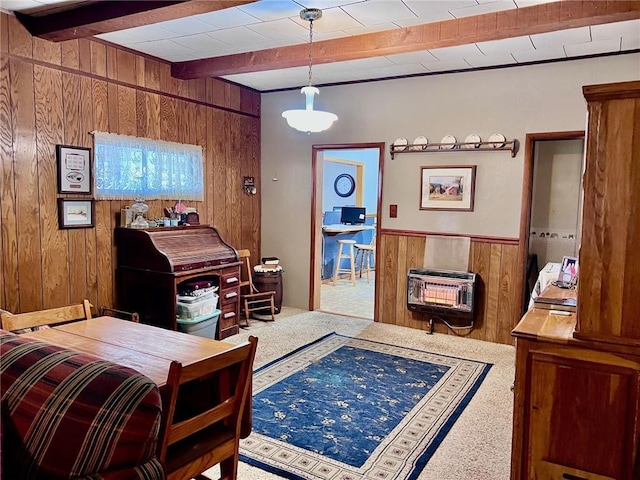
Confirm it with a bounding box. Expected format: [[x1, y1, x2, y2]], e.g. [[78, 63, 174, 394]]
[[176, 292, 219, 319], [176, 309, 220, 338], [176, 289, 217, 304], [179, 280, 215, 295]]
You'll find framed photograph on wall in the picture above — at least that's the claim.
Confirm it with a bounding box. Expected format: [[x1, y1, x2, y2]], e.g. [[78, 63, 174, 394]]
[[58, 199, 95, 229], [56, 144, 92, 194], [420, 165, 476, 211]]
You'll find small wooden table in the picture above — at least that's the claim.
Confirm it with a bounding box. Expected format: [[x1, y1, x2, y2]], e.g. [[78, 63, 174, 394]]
[[23, 317, 252, 437]]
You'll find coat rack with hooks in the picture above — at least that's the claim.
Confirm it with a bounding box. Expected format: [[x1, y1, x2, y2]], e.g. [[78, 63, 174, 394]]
[[390, 139, 519, 159]]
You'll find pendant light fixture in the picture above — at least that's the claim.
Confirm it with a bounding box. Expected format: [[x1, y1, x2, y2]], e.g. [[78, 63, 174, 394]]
[[282, 8, 338, 134]]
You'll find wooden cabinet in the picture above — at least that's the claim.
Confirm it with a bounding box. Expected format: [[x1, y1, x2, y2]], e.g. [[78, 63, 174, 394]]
[[511, 80, 640, 479], [116, 225, 241, 339], [576, 81, 640, 347], [511, 311, 640, 479]]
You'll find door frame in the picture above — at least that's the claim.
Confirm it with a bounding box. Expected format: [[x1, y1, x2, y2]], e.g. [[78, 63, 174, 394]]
[[309, 143, 385, 319], [518, 131, 585, 312]]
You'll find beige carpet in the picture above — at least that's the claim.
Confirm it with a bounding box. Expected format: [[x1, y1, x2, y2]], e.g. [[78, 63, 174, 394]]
[[204, 307, 515, 480]]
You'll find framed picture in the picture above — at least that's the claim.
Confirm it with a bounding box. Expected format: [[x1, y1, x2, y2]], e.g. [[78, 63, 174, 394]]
[[58, 199, 95, 229], [420, 165, 476, 211], [558, 256, 579, 285], [56, 144, 92, 194]]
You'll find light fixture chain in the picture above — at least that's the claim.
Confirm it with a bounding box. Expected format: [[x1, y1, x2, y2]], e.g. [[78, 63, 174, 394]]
[[308, 18, 314, 86]]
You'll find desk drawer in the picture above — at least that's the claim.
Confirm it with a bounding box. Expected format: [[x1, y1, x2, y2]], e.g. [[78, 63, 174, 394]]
[[220, 269, 240, 288], [219, 306, 238, 329], [220, 287, 239, 305], [217, 304, 239, 340]]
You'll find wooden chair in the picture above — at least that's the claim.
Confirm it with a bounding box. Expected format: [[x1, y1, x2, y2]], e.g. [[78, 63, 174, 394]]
[[354, 233, 376, 283], [0, 299, 93, 332], [238, 249, 276, 325], [157, 336, 258, 480], [99, 306, 140, 323]]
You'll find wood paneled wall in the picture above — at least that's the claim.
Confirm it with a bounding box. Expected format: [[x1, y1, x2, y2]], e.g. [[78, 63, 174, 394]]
[[0, 13, 261, 315], [377, 230, 521, 345]]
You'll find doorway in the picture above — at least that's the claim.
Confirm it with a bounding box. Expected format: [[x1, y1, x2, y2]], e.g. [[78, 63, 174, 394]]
[[520, 131, 585, 312], [309, 143, 384, 320]]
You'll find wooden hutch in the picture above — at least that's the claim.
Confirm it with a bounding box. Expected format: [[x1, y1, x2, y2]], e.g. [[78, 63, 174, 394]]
[[116, 225, 241, 340], [510, 80, 640, 479]]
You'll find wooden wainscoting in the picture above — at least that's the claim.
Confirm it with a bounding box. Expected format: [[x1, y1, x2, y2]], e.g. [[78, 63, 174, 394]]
[[0, 13, 261, 315], [377, 230, 521, 345]]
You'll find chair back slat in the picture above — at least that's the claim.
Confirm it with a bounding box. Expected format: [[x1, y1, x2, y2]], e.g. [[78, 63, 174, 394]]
[[1, 300, 93, 332], [179, 348, 251, 384], [169, 401, 235, 444]]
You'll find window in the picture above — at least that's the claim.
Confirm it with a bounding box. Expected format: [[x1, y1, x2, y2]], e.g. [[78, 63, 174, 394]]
[[93, 132, 204, 201]]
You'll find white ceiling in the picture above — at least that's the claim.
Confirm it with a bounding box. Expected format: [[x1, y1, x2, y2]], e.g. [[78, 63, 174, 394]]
[[2, 0, 639, 92]]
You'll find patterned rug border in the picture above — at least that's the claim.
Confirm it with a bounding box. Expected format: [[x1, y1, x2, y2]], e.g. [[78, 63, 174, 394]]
[[240, 332, 492, 480]]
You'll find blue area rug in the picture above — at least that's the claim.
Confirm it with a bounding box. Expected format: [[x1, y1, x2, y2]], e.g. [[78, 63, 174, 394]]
[[240, 333, 491, 480]]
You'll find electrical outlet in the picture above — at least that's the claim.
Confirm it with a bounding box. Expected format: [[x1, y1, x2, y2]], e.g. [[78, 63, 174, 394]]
[[390, 204, 397, 218]]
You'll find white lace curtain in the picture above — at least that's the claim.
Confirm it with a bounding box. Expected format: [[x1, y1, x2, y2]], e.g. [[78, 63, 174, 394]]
[[93, 132, 204, 201]]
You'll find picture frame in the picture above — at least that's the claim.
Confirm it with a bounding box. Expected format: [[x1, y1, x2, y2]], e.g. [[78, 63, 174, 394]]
[[420, 165, 476, 211], [58, 199, 95, 229], [557, 256, 579, 285], [56, 144, 92, 194]]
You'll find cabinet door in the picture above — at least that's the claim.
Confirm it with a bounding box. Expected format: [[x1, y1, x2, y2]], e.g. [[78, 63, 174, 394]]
[[527, 351, 640, 480]]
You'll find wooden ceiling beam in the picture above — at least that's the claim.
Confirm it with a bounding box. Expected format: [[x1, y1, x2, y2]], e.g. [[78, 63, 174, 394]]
[[172, 0, 640, 79], [15, 0, 256, 42]]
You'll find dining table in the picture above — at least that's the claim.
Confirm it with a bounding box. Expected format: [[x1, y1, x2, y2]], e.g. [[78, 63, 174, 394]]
[[22, 316, 252, 437]]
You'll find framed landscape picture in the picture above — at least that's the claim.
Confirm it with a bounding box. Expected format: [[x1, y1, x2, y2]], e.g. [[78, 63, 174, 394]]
[[420, 165, 476, 211], [58, 199, 95, 229], [56, 144, 92, 194]]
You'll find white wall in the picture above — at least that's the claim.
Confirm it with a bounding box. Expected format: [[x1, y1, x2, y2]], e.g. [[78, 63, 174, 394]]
[[529, 139, 584, 267], [323, 161, 358, 213], [323, 148, 379, 215], [261, 53, 640, 309]]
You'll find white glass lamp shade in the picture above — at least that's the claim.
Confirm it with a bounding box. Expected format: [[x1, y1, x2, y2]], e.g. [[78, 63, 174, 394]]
[[282, 86, 338, 133]]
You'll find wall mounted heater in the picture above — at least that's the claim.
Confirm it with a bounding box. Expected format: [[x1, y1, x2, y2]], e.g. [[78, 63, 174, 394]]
[[407, 268, 478, 334]]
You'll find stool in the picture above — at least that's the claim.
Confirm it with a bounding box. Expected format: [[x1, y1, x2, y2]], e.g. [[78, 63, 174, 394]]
[[333, 239, 357, 286], [354, 243, 375, 283]]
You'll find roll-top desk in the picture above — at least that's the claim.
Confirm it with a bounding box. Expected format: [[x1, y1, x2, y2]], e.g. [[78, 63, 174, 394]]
[[115, 225, 241, 339]]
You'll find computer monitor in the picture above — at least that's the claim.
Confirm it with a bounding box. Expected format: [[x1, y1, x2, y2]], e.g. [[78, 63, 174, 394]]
[[340, 206, 366, 225], [323, 211, 341, 225]]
